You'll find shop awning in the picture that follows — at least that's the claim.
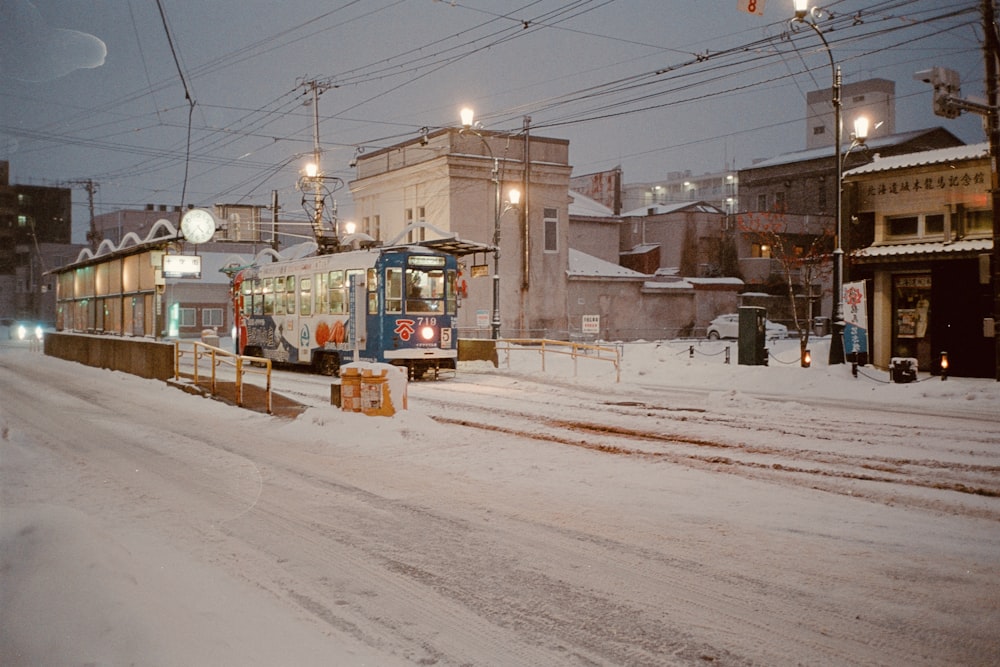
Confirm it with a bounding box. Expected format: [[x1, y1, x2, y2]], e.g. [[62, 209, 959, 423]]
[[853, 238, 992, 263]]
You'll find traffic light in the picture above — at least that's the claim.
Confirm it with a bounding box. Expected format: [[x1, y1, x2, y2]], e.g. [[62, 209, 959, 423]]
[[914, 67, 962, 119]]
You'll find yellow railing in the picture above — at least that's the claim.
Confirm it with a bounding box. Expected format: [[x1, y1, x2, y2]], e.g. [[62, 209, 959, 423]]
[[496, 339, 621, 383], [173, 340, 274, 414]]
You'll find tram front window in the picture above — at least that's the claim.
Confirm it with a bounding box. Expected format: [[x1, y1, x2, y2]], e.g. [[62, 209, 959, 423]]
[[406, 268, 444, 313]]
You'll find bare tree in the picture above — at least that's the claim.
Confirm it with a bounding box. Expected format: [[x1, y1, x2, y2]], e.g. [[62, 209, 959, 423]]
[[736, 209, 833, 363]]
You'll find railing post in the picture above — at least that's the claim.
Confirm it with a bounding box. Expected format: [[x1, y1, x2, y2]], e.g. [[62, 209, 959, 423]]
[[235, 357, 243, 407], [210, 348, 217, 395], [265, 361, 272, 415]]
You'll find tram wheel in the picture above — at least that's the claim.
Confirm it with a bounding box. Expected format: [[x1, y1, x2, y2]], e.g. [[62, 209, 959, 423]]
[[315, 353, 340, 377]]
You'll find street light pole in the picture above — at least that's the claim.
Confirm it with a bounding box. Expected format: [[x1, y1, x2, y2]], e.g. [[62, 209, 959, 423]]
[[460, 107, 503, 340], [793, 0, 845, 365]]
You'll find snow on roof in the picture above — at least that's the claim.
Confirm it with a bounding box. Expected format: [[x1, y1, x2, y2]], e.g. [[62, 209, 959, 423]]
[[642, 276, 744, 291], [568, 191, 615, 217], [621, 243, 659, 256], [845, 143, 988, 177], [748, 128, 960, 170], [621, 201, 723, 217], [854, 238, 992, 260], [568, 248, 646, 278], [687, 277, 744, 286]]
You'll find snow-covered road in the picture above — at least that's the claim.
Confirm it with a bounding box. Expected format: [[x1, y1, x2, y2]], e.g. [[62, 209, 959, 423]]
[[2, 338, 999, 666]]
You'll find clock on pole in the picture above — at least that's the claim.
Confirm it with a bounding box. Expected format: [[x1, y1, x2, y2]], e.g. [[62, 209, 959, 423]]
[[180, 208, 217, 244]]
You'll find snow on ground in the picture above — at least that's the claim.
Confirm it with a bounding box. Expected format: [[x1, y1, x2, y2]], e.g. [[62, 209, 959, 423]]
[[2, 329, 999, 665]]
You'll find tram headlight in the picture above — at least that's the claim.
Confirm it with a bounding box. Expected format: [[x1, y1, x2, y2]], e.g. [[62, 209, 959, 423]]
[[419, 325, 435, 341]]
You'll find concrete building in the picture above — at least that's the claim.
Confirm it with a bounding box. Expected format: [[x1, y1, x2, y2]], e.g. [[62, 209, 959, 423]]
[[0, 161, 80, 326], [735, 127, 965, 325], [350, 127, 574, 339], [807, 78, 896, 151], [621, 170, 738, 215]]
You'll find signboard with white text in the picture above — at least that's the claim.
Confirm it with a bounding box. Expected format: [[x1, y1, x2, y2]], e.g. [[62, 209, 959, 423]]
[[162, 254, 202, 279]]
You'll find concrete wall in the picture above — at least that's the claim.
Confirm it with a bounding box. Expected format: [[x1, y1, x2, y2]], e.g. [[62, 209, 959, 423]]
[[44, 331, 175, 380]]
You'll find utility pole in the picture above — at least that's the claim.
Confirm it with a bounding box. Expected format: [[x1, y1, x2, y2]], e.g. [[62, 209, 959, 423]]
[[271, 189, 280, 252], [69, 179, 99, 249], [986, 0, 1000, 381], [298, 78, 337, 252]]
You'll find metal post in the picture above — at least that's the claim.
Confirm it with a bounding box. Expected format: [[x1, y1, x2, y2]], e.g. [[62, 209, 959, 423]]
[[794, 10, 844, 364], [492, 156, 501, 340], [831, 63, 845, 365], [986, 0, 1000, 381]]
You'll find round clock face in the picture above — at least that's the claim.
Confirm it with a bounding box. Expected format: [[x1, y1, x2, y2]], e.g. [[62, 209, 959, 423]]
[[181, 208, 216, 244]]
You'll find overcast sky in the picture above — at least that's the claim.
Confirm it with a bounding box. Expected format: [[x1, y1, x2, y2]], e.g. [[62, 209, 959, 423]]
[[0, 0, 986, 242]]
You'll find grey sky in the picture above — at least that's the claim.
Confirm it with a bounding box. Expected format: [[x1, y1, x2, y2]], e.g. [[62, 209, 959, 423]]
[[0, 0, 985, 242]]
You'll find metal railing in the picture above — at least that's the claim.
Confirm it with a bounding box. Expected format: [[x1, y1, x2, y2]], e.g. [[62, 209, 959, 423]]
[[496, 338, 621, 383], [173, 340, 274, 414]]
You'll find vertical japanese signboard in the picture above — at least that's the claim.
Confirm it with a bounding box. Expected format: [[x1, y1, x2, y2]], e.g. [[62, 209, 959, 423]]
[[842, 281, 869, 358]]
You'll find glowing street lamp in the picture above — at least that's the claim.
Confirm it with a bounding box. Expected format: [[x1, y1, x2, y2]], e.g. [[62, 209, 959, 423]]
[[791, 0, 846, 365], [459, 107, 520, 340]]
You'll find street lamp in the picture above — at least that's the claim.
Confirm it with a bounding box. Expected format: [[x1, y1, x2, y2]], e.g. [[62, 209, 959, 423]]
[[460, 107, 519, 340], [792, 0, 846, 365], [298, 160, 344, 253]]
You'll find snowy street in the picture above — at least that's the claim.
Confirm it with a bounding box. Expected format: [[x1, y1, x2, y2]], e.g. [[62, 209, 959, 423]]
[[2, 337, 999, 666]]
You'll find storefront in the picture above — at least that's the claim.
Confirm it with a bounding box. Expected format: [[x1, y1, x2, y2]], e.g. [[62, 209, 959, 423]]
[[846, 143, 996, 378]]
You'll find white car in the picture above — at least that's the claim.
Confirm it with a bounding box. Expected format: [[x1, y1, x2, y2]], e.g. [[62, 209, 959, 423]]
[[706, 314, 788, 340]]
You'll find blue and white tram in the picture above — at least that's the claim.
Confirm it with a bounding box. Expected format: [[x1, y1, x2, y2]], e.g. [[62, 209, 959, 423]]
[[233, 245, 459, 378]]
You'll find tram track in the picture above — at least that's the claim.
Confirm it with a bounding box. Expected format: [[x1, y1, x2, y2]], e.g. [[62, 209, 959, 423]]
[[411, 380, 1000, 521], [264, 366, 1000, 519]]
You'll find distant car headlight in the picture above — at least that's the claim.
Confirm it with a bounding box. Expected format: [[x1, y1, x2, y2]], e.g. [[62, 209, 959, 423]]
[[15, 324, 44, 341]]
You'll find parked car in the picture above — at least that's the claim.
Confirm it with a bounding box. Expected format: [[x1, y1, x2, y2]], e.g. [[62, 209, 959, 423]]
[[706, 314, 788, 340]]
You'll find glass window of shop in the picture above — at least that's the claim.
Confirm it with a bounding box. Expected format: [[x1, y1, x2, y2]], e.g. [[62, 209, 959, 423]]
[[892, 273, 932, 369]]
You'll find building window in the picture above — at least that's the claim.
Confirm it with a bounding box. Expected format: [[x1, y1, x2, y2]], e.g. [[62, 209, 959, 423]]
[[372, 215, 381, 241], [751, 243, 772, 259], [887, 216, 918, 237], [774, 191, 786, 212], [179, 307, 196, 327], [813, 126, 825, 136], [543, 207, 558, 253], [966, 209, 991, 234], [756, 193, 767, 211], [202, 308, 223, 327], [924, 214, 944, 236]]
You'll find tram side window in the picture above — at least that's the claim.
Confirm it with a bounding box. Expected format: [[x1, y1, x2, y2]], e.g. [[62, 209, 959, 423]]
[[241, 279, 253, 316], [299, 277, 312, 316], [252, 279, 263, 315], [263, 278, 274, 315], [315, 272, 329, 314], [286, 276, 295, 314], [274, 276, 286, 315], [329, 270, 345, 313], [386, 267, 403, 313]]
